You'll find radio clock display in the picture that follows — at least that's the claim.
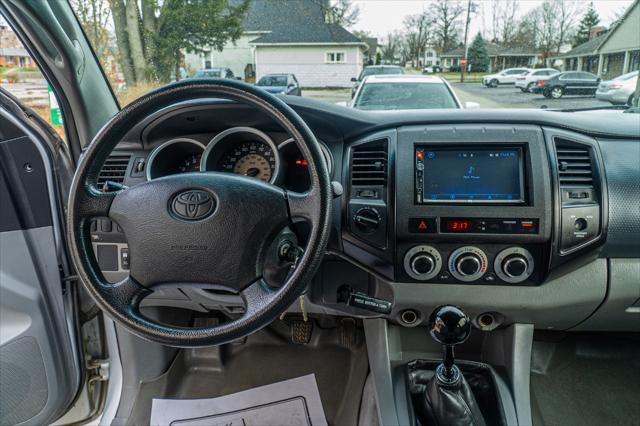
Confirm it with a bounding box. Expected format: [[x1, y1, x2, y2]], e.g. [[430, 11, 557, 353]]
[[445, 219, 472, 232]]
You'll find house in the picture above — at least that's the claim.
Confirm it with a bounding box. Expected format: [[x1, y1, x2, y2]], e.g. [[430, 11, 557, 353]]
[[423, 45, 440, 68], [184, 0, 367, 88], [0, 24, 34, 67], [547, 0, 640, 79], [440, 43, 542, 72]]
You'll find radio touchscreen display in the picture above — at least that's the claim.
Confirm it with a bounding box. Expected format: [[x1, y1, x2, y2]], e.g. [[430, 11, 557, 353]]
[[415, 147, 524, 203]]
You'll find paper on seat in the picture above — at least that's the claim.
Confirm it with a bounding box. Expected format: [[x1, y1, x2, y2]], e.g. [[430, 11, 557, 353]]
[[150, 374, 327, 426]]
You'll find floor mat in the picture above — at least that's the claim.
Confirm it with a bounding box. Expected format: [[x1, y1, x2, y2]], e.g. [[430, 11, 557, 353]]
[[127, 319, 369, 425], [530, 334, 640, 426], [150, 374, 327, 426]]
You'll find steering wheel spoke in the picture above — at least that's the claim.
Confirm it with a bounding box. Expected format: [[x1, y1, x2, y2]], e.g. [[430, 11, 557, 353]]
[[286, 189, 317, 221], [77, 185, 119, 218], [241, 278, 276, 316]]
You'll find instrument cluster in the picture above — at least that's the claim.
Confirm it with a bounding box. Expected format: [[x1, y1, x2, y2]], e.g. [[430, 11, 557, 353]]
[[145, 126, 332, 190]]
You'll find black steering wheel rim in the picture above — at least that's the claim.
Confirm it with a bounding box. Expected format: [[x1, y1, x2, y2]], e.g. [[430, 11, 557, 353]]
[[67, 79, 332, 347]]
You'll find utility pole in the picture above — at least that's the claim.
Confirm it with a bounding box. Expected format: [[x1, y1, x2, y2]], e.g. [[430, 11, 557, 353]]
[[460, 0, 473, 83]]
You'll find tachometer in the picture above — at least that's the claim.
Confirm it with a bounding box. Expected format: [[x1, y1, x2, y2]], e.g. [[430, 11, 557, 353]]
[[146, 138, 205, 180], [177, 153, 201, 173]]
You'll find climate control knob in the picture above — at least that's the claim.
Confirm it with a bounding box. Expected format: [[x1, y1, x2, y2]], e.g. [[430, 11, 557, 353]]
[[494, 247, 534, 283], [448, 246, 488, 282], [404, 245, 442, 281], [503, 255, 528, 278], [411, 254, 436, 276], [456, 255, 482, 276]]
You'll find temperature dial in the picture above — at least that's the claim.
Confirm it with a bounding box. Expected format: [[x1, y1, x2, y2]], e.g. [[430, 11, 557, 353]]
[[448, 246, 488, 282]]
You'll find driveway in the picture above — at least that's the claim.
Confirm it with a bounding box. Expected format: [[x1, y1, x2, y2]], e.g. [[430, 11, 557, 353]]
[[451, 83, 611, 110]]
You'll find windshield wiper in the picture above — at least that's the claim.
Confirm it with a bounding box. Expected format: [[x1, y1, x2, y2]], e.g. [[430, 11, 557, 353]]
[[547, 105, 631, 112]]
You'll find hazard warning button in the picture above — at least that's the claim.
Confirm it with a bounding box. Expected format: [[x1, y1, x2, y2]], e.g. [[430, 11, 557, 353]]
[[408, 218, 437, 234]]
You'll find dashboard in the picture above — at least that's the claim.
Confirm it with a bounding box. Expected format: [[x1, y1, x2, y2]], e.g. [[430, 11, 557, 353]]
[[89, 98, 640, 332]]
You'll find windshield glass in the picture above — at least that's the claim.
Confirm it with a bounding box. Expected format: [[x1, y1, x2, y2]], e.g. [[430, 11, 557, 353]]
[[359, 67, 403, 80], [257, 76, 288, 86], [70, 0, 639, 109], [354, 82, 458, 110]]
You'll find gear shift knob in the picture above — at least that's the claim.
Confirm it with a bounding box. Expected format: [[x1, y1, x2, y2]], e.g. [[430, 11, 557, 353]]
[[428, 305, 471, 383], [428, 305, 471, 345]]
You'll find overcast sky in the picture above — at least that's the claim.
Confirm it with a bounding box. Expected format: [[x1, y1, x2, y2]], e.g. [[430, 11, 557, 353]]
[[351, 0, 635, 40]]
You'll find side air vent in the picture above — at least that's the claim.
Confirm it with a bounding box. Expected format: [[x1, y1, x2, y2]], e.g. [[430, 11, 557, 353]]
[[351, 139, 388, 186], [554, 139, 593, 186], [97, 155, 131, 189]]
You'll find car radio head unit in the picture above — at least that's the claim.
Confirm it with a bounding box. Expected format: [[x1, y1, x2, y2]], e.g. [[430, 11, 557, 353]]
[[415, 146, 525, 204]]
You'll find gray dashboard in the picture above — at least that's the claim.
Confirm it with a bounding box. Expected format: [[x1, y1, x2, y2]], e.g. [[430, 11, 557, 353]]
[[89, 99, 640, 332]]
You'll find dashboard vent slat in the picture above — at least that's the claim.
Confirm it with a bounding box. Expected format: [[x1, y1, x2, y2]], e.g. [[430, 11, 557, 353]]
[[351, 139, 388, 186], [97, 154, 131, 190], [554, 138, 593, 187]]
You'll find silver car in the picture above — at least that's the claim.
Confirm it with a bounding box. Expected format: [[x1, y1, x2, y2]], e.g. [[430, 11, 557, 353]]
[[596, 71, 639, 105]]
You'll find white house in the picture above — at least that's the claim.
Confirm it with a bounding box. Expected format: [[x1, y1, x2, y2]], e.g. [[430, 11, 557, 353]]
[[423, 45, 441, 68], [185, 0, 367, 88]]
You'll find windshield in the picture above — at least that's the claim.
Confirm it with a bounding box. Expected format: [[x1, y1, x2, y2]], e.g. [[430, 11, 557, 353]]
[[354, 82, 458, 110], [70, 0, 639, 109], [359, 67, 404, 80], [194, 70, 222, 78], [257, 76, 288, 86]]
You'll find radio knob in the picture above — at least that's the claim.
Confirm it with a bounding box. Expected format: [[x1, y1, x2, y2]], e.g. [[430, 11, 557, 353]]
[[411, 254, 435, 276], [456, 255, 482, 276], [502, 255, 529, 278]]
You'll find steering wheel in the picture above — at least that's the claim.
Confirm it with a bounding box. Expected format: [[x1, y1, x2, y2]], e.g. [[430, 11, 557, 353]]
[[66, 80, 332, 347]]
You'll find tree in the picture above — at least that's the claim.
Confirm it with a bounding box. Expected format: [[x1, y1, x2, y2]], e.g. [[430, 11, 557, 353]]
[[375, 52, 382, 65], [511, 9, 540, 49], [555, 0, 578, 54], [490, 0, 519, 46], [403, 12, 433, 68], [573, 2, 600, 46], [381, 31, 403, 64], [430, 0, 464, 53], [468, 33, 489, 71], [107, 0, 249, 85], [326, 0, 360, 28]]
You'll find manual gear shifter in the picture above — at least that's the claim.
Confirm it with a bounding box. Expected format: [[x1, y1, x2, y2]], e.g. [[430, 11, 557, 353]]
[[428, 304, 471, 383], [422, 305, 487, 426]]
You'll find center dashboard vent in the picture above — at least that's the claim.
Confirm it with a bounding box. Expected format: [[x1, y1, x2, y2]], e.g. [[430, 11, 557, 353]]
[[97, 154, 131, 190], [554, 138, 593, 187], [350, 139, 388, 186]]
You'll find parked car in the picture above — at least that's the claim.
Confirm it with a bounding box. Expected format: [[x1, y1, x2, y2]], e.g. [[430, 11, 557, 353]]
[[256, 73, 302, 96], [532, 71, 600, 99], [192, 67, 239, 79], [350, 65, 404, 97], [349, 75, 477, 110], [515, 68, 559, 92], [596, 70, 639, 105], [483, 68, 531, 87], [422, 65, 443, 74]]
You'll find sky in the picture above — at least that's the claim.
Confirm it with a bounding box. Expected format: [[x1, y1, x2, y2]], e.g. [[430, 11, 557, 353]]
[[350, 0, 635, 40]]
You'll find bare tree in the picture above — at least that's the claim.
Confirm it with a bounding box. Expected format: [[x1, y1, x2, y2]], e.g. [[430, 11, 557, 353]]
[[431, 0, 465, 53], [499, 0, 519, 46], [380, 31, 403, 64], [403, 12, 433, 67], [555, 0, 578, 54], [327, 0, 360, 28], [511, 8, 541, 49]]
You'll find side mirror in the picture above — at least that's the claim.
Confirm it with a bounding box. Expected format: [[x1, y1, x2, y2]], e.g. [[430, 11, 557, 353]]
[[350, 77, 358, 82], [464, 101, 480, 109]]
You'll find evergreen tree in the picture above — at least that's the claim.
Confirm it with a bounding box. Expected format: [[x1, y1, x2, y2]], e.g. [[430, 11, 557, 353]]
[[573, 2, 600, 46], [468, 33, 489, 72]]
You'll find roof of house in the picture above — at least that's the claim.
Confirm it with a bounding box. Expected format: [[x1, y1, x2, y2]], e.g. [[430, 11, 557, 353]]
[[440, 42, 539, 58], [241, 0, 365, 46], [550, 0, 639, 59]]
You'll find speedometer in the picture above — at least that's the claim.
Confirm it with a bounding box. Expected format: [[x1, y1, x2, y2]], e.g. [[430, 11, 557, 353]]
[[219, 141, 276, 182], [201, 127, 281, 183]]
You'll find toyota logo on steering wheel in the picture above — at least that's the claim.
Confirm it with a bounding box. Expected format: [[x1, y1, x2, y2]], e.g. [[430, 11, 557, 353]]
[[170, 190, 215, 221]]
